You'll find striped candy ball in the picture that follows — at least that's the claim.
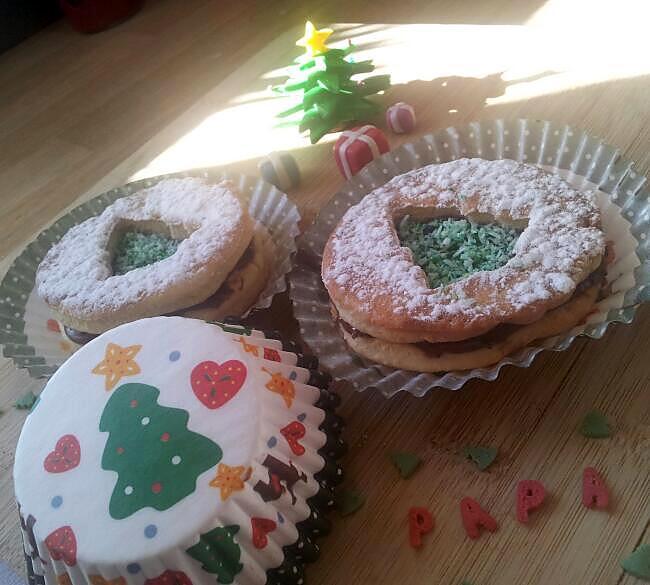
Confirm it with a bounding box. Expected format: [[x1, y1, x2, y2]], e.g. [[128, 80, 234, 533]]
[[386, 102, 416, 134], [258, 152, 301, 191]]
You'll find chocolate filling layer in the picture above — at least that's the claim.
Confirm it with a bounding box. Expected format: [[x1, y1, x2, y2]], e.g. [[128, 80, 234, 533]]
[[183, 239, 256, 311], [336, 264, 605, 357]]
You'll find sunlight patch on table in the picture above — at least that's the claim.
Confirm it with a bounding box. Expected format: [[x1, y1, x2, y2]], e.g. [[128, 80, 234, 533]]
[[131, 3, 650, 180]]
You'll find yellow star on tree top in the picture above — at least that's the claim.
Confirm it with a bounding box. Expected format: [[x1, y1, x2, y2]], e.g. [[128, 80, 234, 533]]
[[92, 342, 142, 391], [296, 21, 333, 56], [209, 463, 252, 501]]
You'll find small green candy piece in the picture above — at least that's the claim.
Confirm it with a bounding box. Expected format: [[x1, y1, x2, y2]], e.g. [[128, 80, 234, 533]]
[[398, 217, 520, 289], [337, 489, 366, 517], [29, 395, 41, 412], [621, 544, 650, 581], [14, 391, 37, 410], [390, 452, 422, 479], [579, 410, 612, 438], [112, 231, 180, 275], [463, 446, 498, 471]]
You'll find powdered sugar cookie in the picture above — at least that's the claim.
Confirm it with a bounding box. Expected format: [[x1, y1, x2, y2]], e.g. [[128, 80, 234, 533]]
[[36, 177, 258, 334], [322, 158, 606, 370]]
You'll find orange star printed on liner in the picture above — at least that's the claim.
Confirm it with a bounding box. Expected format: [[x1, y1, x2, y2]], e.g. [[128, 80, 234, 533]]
[[209, 463, 252, 501], [234, 336, 259, 357], [261, 368, 295, 408], [295, 21, 332, 56], [91, 342, 142, 391]]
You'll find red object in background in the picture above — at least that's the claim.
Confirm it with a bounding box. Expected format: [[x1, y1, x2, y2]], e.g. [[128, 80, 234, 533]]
[[334, 125, 389, 180], [59, 0, 144, 34]]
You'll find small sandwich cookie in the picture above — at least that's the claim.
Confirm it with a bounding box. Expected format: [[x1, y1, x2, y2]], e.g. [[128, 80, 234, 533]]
[[36, 177, 276, 335]]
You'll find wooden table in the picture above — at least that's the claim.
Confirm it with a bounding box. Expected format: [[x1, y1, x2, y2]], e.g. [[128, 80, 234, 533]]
[[1, 2, 649, 584]]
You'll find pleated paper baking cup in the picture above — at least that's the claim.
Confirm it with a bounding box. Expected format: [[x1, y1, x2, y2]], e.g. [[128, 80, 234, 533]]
[[16, 316, 344, 585], [0, 169, 300, 379], [289, 118, 650, 397]]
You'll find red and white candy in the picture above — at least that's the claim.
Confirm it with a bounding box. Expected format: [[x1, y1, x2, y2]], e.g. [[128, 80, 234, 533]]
[[386, 102, 416, 134], [334, 125, 389, 180]]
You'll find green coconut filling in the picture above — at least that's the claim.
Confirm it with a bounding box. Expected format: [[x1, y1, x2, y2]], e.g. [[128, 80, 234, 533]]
[[398, 217, 521, 289], [112, 231, 181, 275]]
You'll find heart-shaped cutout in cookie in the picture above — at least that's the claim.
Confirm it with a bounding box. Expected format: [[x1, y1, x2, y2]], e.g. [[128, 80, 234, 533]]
[[44, 435, 81, 473], [251, 517, 277, 549], [45, 525, 77, 566], [280, 421, 306, 456], [191, 360, 247, 409]]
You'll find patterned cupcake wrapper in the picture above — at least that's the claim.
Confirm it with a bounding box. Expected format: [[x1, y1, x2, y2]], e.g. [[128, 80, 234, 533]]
[[289, 118, 650, 396], [0, 170, 301, 379], [19, 324, 344, 585]]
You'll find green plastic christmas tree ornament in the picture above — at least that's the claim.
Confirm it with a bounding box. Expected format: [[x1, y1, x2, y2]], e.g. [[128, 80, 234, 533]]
[[274, 21, 391, 144]]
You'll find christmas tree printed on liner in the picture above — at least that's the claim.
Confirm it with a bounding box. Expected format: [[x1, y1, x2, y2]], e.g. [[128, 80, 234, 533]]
[[186, 525, 243, 585], [274, 21, 390, 144], [13, 316, 345, 585], [99, 383, 223, 519]]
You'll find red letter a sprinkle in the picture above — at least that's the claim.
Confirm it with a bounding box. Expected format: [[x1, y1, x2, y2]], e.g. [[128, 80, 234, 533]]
[[460, 497, 498, 539], [582, 468, 609, 509]]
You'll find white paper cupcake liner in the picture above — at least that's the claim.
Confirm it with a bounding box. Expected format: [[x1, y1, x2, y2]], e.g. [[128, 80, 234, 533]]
[[289, 118, 649, 397], [0, 169, 301, 379], [16, 317, 344, 585]]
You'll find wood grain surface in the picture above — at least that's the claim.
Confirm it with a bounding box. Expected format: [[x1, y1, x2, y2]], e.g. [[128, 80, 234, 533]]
[[0, 1, 648, 584]]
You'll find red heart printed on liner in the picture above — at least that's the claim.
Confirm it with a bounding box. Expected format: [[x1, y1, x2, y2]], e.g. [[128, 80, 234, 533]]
[[144, 570, 193, 585], [263, 347, 281, 362], [44, 435, 81, 473], [190, 360, 247, 409], [88, 576, 127, 585], [45, 526, 77, 566], [280, 421, 306, 456], [251, 517, 277, 549]]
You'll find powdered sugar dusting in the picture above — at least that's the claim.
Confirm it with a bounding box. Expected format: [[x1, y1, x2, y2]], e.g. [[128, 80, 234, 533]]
[[37, 177, 249, 319], [322, 158, 605, 334]]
